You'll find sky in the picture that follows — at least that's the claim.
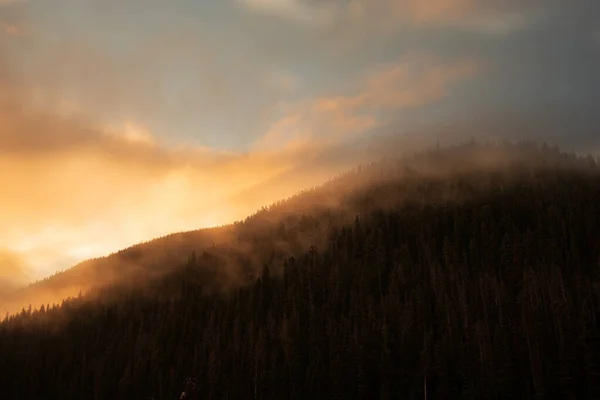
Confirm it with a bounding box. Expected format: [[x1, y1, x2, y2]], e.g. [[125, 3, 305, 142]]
[[0, 0, 599, 285]]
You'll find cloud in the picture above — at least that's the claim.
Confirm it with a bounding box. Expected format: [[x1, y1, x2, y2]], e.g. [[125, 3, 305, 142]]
[[0, 52, 480, 282], [235, 0, 336, 25], [0, 86, 346, 280], [0, 248, 30, 302], [236, 0, 539, 34], [0, 249, 29, 283], [255, 54, 481, 149], [385, 0, 536, 31], [1, 22, 26, 37], [0, 0, 27, 37], [265, 68, 299, 93], [320, 54, 481, 111]]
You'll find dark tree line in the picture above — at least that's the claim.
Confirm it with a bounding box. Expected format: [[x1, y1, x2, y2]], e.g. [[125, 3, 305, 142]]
[[1, 143, 600, 399]]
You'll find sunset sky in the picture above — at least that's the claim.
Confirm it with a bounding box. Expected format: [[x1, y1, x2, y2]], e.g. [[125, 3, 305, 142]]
[[1, 0, 599, 285]]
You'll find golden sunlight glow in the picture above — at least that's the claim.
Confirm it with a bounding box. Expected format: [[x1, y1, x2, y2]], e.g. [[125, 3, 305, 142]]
[[0, 118, 332, 287], [119, 121, 156, 145], [0, 41, 481, 303]]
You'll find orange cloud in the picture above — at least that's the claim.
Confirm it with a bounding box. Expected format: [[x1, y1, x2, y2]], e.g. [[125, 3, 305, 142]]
[[380, 0, 538, 34], [266, 69, 299, 93], [255, 54, 481, 149], [0, 0, 27, 39], [236, 0, 337, 25], [0, 90, 346, 281], [0, 13, 480, 286], [318, 55, 481, 111], [0, 249, 30, 286], [1, 23, 25, 37], [402, 0, 472, 23], [237, 0, 538, 35]]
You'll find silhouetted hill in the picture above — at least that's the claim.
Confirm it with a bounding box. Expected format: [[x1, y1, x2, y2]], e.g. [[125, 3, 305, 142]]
[[1, 142, 600, 399]]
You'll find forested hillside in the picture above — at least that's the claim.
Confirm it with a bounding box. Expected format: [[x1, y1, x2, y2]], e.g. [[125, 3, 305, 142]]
[[1, 143, 600, 399]]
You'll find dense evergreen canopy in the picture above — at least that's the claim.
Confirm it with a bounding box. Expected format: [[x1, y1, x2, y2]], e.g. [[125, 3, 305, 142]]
[[2, 143, 600, 399]]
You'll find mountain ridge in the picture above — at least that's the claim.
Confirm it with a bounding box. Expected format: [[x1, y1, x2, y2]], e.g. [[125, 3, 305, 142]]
[[2, 141, 597, 317]]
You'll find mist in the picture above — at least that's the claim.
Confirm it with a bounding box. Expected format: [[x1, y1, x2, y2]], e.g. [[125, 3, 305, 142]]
[[2, 139, 597, 317]]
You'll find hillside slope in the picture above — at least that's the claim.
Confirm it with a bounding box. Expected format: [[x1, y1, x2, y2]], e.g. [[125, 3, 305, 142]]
[[1, 142, 600, 399], [2, 142, 597, 313]]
